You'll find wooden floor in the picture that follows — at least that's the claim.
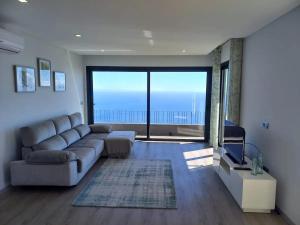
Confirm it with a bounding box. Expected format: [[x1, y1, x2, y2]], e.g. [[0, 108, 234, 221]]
[[0, 141, 287, 225]]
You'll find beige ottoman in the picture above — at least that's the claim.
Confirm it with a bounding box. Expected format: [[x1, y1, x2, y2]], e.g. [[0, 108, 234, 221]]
[[104, 131, 136, 158]]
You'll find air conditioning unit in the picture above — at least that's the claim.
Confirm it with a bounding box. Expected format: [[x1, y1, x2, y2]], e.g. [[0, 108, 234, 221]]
[[0, 28, 24, 54]]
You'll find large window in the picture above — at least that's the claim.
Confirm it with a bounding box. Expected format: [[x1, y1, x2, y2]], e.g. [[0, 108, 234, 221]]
[[92, 71, 147, 138], [87, 67, 212, 141]]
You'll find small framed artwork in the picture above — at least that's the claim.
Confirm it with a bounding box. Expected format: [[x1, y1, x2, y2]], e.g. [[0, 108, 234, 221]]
[[37, 58, 51, 87], [53, 71, 66, 92], [14, 65, 36, 93]]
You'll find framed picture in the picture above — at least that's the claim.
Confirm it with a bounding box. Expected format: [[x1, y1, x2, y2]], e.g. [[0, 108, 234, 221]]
[[14, 65, 36, 93], [37, 58, 51, 87], [53, 71, 66, 92]]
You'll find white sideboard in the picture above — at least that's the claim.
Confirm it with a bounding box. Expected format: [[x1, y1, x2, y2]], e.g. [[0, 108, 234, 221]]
[[215, 150, 277, 213]]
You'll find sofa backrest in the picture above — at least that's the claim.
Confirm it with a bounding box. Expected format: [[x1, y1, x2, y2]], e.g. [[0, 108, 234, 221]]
[[21, 120, 57, 147], [69, 112, 82, 128], [20, 112, 88, 159], [52, 115, 72, 134], [32, 135, 68, 151]]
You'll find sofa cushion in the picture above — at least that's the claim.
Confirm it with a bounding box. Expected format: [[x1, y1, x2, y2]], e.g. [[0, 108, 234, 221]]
[[74, 124, 91, 137], [68, 147, 95, 173], [26, 150, 78, 164], [83, 133, 109, 140], [33, 135, 68, 151], [90, 124, 112, 133], [70, 139, 104, 156], [60, 129, 81, 146], [69, 113, 82, 128], [20, 120, 56, 147], [52, 116, 71, 134]]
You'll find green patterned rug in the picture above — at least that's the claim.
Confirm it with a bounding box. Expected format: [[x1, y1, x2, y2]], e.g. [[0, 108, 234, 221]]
[[73, 159, 177, 209]]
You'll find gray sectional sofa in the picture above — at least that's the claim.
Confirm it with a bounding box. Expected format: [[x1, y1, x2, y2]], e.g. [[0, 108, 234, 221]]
[[10, 113, 135, 186]]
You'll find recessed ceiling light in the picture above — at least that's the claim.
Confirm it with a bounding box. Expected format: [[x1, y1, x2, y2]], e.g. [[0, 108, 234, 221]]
[[143, 30, 153, 38], [149, 39, 154, 46], [100, 49, 105, 52], [74, 34, 82, 38], [18, 0, 28, 3], [182, 49, 186, 53]]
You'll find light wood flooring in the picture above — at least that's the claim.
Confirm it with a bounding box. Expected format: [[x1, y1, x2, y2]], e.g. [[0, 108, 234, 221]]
[[0, 141, 287, 225]]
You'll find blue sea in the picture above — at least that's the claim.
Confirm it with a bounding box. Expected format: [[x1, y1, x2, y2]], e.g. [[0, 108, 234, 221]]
[[93, 91, 207, 125]]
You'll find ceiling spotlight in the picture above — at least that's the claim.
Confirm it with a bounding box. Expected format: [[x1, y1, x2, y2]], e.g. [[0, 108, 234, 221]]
[[18, 0, 29, 3], [74, 34, 82, 38], [149, 39, 154, 46], [143, 30, 153, 38], [182, 49, 186, 53], [100, 49, 105, 52]]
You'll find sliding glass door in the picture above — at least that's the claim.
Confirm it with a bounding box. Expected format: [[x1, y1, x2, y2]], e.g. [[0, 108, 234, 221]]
[[150, 72, 207, 140], [87, 67, 212, 141]]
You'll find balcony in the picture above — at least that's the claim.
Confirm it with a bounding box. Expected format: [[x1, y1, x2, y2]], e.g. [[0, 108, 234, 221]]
[[94, 109, 205, 140]]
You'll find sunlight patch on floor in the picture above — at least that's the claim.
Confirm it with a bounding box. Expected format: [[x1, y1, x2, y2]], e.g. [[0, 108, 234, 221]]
[[186, 157, 214, 169], [183, 147, 215, 170], [183, 148, 214, 160]]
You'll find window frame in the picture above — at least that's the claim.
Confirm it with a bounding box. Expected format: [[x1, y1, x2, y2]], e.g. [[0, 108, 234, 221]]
[[218, 61, 230, 146], [86, 66, 212, 142]]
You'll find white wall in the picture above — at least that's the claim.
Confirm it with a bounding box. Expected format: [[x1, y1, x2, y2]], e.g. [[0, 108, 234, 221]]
[[83, 55, 212, 67], [0, 32, 84, 190], [68, 52, 85, 120], [241, 6, 300, 225]]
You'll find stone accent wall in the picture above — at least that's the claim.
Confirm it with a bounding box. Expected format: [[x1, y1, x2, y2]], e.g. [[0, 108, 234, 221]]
[[209, 38, 243, 147], [209, 47, 221, 147], [228, 39, 243, 125]]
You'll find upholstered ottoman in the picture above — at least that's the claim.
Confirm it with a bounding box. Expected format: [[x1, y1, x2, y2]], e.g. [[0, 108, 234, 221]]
[[104, 131, 136, 158], [88, 125, 136, 158]]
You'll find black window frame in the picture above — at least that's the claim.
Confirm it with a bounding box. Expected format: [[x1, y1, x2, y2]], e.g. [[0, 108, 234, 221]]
[[218, 61, 229, 146], [86, 66, 212, 142]]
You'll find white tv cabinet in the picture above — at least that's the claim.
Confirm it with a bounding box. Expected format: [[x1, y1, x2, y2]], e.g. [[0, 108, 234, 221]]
[[215, 148, 277, 213]]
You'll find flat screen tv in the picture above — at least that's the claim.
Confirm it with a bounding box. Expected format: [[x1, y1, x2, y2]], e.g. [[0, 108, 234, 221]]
[[224, 143, 246, 165]]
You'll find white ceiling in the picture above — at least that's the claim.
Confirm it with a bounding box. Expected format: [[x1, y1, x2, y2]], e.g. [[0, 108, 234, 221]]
[[0, 0, 299, 55]]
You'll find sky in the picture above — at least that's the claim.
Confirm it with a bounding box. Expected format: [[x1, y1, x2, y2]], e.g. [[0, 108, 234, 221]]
[[93, 71, 207, 93]]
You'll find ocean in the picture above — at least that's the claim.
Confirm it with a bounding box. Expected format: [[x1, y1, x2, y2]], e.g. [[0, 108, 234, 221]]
[[93, 91, 207, 125]]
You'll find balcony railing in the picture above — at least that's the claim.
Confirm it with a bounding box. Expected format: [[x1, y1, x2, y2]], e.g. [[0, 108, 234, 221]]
[[94, 109, 205, 125]]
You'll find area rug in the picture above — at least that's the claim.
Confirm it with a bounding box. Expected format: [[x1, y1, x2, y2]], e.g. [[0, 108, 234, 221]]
[[72, 159, 177, 209]]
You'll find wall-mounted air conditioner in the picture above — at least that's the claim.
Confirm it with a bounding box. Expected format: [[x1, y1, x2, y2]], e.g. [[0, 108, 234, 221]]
[[0, 28, 24, 54]]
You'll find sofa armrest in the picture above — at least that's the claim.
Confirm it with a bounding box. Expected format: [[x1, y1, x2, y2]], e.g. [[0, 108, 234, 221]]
[[89, 124, 112, 133], [26, 150, 77, 164], [26, 150, 82, 172], [10, 160, 79, 186]]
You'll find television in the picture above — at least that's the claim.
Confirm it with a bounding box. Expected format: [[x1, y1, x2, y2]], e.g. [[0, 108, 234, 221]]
[[223, 125, 246, 165], [224, 143, 246, 165]]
